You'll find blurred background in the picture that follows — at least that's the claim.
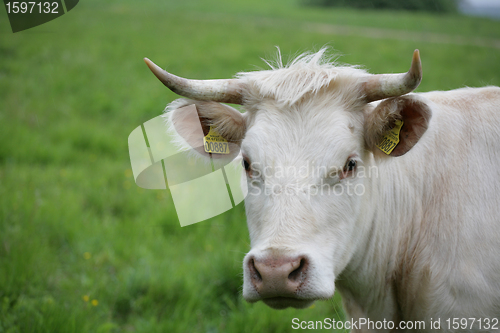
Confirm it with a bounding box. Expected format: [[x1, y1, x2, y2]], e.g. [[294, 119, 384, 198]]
[[1, 0, 499, 332]]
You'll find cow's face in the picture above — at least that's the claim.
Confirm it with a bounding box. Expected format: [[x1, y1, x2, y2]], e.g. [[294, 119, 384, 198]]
[[145, 49, 429, 309], [240, 96, 370, 309], [239, 95, 431, 309]]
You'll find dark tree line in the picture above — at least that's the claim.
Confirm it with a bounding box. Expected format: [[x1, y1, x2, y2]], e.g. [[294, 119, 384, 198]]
[[303, 0, 459, 13]]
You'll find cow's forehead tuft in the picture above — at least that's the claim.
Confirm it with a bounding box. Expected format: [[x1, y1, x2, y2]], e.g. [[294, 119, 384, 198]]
[[237, 48, 368, 107]]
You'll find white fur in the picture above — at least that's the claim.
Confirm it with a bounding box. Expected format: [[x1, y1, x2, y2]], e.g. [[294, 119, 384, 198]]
[[165, 49, 500, 332]]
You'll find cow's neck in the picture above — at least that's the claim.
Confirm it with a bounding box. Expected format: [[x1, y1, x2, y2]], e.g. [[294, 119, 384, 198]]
[[336, 154, 428, 325]]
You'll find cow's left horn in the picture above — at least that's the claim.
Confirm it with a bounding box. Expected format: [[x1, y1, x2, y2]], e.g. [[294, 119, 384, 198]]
[[363, 49, 422, 102], [144, 58, 244, 104]]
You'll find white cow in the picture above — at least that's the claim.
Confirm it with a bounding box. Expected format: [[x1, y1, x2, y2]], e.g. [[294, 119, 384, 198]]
[[144, 49, 500, 332]]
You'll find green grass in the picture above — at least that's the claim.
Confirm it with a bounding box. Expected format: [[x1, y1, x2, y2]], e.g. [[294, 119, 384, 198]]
[[1, 0, 499, 332]]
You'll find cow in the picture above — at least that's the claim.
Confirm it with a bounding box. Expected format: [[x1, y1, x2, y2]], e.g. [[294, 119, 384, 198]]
[[144, 48, 500, 332]]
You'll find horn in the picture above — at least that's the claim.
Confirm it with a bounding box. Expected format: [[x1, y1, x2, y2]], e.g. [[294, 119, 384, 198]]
[[144, 58, 244, 104], [364, 49, 422, 102]]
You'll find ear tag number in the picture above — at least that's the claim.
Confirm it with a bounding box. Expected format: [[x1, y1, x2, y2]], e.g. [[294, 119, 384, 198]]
[[203, 127, 230, 154], [376, 120, 404, 155]]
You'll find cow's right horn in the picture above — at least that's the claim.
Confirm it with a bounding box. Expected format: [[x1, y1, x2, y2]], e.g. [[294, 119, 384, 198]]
[[144, 58, 244, 105], [363, 49, 422, 102]]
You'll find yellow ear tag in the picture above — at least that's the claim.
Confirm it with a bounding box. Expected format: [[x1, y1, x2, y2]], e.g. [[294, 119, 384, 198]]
[[376, 119, 404, 155], [203, 127, 230, 154]]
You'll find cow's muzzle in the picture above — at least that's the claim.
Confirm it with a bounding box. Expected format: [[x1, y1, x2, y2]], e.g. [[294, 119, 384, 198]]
[[246, 255, 312, 309]]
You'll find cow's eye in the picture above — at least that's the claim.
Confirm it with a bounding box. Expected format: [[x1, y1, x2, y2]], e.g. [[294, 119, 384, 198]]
[[346, 159, 357, 172], [243, 157, 251, 172], [339, 158, 357, 180]]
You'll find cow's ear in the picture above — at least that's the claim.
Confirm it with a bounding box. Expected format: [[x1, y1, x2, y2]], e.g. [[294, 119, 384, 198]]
[[166, 99, 246, 160], [364, 95, 432, 157]]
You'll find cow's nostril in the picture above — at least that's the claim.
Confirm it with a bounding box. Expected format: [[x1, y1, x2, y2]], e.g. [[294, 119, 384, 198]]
[[288, 257, 307, 282], [249, 258, 262, 282]]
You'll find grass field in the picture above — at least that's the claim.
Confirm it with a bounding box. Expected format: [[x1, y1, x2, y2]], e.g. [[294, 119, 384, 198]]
[[1, 0, 499, 332]]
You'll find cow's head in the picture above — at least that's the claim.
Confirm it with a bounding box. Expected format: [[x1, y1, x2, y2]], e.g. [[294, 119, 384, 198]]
[[145, 49, 431, 309]]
